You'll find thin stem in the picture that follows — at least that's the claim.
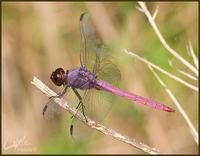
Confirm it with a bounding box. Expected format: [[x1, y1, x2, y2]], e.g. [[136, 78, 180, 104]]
[[137, 2, 198, 77], [188, 41, 198, 70], [124, 49, 198, 92], [177, 69, 197, 81], [152, 6, 159, 20], [168, 60, 197, 81], [31, 76, 162, 154], [148, 66, 198, 144]]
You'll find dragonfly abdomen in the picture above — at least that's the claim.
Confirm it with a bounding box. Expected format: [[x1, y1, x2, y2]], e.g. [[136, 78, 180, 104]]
[[95, 79, 175, 112]]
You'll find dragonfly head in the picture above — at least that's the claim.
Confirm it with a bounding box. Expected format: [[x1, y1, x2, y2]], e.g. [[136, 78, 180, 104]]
[[50, 68, 66, 86]]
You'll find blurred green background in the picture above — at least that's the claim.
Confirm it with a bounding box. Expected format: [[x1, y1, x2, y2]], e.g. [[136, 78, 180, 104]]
[[2, 2, 198, 154]]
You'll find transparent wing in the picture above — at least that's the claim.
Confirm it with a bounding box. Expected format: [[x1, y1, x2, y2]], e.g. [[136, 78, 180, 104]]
[[80, 12, 102, 73], [43, 88, 78, 121], [72, 13, 121, 139], [71, 61, 121, 138], [43, 99, 63, 121], [84, 60, 121, 121], [97, 58, 121, 86]]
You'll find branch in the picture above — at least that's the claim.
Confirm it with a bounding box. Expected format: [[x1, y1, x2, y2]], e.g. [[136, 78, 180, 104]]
[[31, 76, 162, 154], [187, 41, 198, 70], [176, 69, 197, 81], [124, 49, 198, 92], [137, 2, 198, 77], [168, 59, 198, 81]]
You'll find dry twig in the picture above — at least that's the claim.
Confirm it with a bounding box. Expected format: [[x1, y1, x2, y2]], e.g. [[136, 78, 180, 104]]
[[148, 66, 198, 144], [125, 2, 198, 145], [137, 2, 198, 77], [124, 49, 198, 91]]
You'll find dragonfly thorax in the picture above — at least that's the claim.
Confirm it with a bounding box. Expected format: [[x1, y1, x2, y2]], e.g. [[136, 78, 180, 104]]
[[68, 67, 97, 90]]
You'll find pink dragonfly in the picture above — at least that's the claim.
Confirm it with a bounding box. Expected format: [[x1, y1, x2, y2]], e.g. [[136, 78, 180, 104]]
[[44, 13, 175, 135]]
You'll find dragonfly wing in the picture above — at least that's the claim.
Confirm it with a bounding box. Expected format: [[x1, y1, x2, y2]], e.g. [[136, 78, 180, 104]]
[[71, 13, 122, 139], [70, 80, 120, 140], [97, 59, 121, 86], [80, 12, 102, 73], [43, 88, 77, 121], [83, 60, 121, 120], [71, 60, 120, 122], [43, 98, 63, 120], [69, 89, 111, 140]]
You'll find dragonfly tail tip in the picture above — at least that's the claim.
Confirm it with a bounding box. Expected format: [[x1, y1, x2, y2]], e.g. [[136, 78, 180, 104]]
[[165, 106, 176, 112]]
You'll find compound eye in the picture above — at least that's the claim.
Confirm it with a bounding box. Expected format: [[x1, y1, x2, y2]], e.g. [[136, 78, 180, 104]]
[[50, 68, 65, 86]]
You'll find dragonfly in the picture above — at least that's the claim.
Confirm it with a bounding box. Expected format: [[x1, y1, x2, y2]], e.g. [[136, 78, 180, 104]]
[[43, 12, 175, 136]]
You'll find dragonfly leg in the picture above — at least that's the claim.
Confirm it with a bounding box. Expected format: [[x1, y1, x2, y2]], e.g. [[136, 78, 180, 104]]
[[70, 101, 81, 119], [80, 102, 87, 122], [70, 87, 88, 136], [72, 87, 88, 122], [70, 99, 88, 136], [70, 101, 82, 136], [49, 84, 68, 99]]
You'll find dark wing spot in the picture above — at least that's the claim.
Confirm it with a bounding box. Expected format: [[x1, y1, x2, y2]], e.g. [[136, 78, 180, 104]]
[[80, 12, 87, 21]]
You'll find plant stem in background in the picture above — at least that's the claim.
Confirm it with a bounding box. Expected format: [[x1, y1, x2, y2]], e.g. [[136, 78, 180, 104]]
[[124, 49, 198, 92], [137, 2, 198, 77], [148, 66, 198, 144]]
